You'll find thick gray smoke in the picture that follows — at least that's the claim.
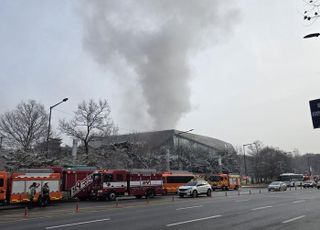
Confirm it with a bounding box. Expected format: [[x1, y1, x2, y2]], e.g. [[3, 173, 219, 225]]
[[81, 0, 240, 129]]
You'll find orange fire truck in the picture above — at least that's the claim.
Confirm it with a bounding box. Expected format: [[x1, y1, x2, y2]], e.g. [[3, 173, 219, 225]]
[[0, 169, 62, 205], [206, 173, 241, 191], [71, 169, 164, 201]]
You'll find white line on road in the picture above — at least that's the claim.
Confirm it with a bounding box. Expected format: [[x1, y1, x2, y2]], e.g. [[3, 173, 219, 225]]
[[45, 218, 111, 229], [166, 215, 222, 227], [251, 206, 272, 211], [293, 200, 305, 204], [235, 199, 250, 203], [176, 205, 203, 210], [282, 215, 305, 224]]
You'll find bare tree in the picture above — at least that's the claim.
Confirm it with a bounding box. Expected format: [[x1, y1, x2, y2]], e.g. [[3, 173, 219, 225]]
[[59, 99, 118, 157], [303, 0, 320, 22], [0, 100, 48, 151]]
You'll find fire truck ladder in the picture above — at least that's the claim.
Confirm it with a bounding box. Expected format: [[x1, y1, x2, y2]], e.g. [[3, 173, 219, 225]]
[[70, 173, 94, 199]]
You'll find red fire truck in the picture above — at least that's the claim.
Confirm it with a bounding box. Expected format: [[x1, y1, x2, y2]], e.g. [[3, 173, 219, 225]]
[[71, 169, 164, 201], [1, 166, 164, 204], [0, 169, 62, 205]]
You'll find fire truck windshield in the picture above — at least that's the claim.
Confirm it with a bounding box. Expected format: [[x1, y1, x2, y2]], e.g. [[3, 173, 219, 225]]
[[208, 176, 222, 182]]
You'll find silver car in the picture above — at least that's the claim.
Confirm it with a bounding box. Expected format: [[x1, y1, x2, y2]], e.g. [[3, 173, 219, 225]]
[[268, 181, 287, 191]]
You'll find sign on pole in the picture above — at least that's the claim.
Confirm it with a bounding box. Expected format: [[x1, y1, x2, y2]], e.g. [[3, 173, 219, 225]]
[[309, 98, 320, 129]]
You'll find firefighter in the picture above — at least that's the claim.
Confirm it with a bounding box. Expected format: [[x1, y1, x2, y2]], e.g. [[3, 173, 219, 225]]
[[28, 182, 39, 209], [41, 182, 50, 207]]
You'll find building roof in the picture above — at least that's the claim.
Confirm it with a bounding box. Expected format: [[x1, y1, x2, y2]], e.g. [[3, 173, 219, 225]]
[[175, 130, 234, 152], [91, 129, 234, 153]]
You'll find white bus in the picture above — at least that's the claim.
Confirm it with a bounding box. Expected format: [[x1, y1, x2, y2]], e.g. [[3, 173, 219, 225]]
[[279, 173, 304, 187]]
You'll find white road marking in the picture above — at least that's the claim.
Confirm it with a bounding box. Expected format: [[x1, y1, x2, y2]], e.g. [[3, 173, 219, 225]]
[[282, 215, 305, 224], [293, 200, 305, 204], [176, 205, 203, 210], [251, 205, 272, 211], [45, 218, 111, 229], [166, 215, 222, 227], [235, 199, 250, 203]]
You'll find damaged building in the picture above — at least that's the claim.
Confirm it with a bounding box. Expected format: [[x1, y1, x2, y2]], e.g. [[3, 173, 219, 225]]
[[90, 129, 239, 174]]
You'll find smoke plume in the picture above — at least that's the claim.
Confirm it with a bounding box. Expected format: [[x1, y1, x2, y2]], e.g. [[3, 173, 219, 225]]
[[81, 0, 240, 129]]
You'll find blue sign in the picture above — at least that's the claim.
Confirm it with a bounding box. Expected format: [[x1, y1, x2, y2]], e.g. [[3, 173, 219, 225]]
[[309, 99, 320, 129]]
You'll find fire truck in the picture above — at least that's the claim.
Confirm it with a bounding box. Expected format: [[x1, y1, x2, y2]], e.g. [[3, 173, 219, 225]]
[[70, 169, 164, 201], [206, 173, 241, 191], [0, 169, 62, 205], [1, 166, 164, 204]]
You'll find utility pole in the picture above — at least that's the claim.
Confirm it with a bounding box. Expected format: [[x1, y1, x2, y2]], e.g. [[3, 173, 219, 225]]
[[243, 143, 256, 184], [242, 145, 248, 183], [166, 149, 170, 171], [218, 155, 222, 173]]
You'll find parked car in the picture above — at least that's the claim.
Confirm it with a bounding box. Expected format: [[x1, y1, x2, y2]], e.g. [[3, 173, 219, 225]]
[[178, 180, 212, 198], [303, 180, 316, 188], [268, 181, 287, 191]]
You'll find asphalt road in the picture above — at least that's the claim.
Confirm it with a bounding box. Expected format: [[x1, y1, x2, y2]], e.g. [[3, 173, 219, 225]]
[[1, 188, 320, 230]]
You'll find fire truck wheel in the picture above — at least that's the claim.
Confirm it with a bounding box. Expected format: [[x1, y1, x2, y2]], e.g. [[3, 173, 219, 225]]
[[108, 192, 116, 201]]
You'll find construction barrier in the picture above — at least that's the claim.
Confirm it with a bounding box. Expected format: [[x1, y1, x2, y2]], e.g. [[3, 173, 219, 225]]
[[115, 198, 119, 208], [24, 205, 28, 217], [75, 201, 79, 213]]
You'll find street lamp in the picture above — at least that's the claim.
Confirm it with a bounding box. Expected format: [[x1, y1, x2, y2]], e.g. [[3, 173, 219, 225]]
[[303, 33, 320, 39], [176, 129, 194, 170], [46, 98, 68, 153]]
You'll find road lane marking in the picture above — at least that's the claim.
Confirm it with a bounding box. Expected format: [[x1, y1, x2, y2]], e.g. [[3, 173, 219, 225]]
[[251, 206, 272, 211], [176, 205, 203, 210], [293, 200, 305, 204], [235, 199, 250, 203], [282, 215, 305, 224], [45, 218, 111, 229], [166, 215, 222, 227]]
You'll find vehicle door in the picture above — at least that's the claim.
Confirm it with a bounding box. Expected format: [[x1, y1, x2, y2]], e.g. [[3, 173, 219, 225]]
[[0, 172, 6, 202], [197, 182, 206, 194]]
